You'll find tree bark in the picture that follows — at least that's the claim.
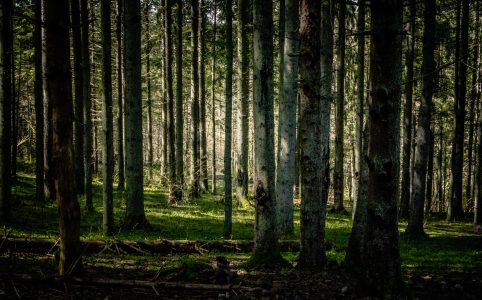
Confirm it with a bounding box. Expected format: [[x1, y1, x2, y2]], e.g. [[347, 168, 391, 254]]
[[449, 0, 469, 221], [34, 0, 44, 205], [333, 0, 346, 213], [101, 0, 114, 234], [0, 0, 12, 221], [191, 0, 200, 197], [251, 0, 282, 265], [165, 0, 176, 186], [352, 0, 365, 220], [475, 0, 482, 226], [199, 0, 208, 192], [116, 0, 125, 191], [298, 0, 324, 270], [224, 0, 233, 239], [173, 0, 184, 201], [71, 0, 85, 195], [363, 0, 404, 295], [44, 0, 82, 275], [406, 0, 436, 239], [81, 0, 93, 212], [425, 127, 434, 215], [124, 0, 147, 228], [144, 3, 153, 182], [399, 0, 416, 219], [211, 2, 217, 194], [236, 0, 249, 206], [275, 0, 299, 236]]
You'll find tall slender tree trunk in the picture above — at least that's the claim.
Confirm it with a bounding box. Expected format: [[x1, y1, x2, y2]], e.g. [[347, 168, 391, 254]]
[[400, 0, 416, 219], [425, 127, 435, 215], [34, 0, 44, 205], [101, 0, 114, 234], [236, 0, 249, 205], [298, 0, 324, 270], [71, 0, 85, 195], [116, 0, 125, 191], [449, 0, 469, 221], [44, 0, 82, 275], [211, 3, 217, 194], [251, 0, 282, 266], [124, 0, 147, 228], [352, 0, 365, 219], [165, 0, 176, 186], [333, 1, 346, 212], [475, 0, 482, 226], [320, 0, 334, 240], [173, 0, 184, 201], [159, 3, 168, 180], [223, 0, 233, 239], [144, 4, 153, 182], [199, 0, 208, 192], [406, 0, 436, 239], [81, 0, 93, 211], [0, 0, 12, 221], [362, 0, 404, 295], [191, 0, 200, 197], [275, 0, 299, 236]]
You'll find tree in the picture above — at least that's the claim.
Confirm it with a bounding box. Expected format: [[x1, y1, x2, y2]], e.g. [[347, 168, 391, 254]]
[[211, 2, 217, 194], [34, 0, 44, 205], [363, 0, 404, 295], [224, 0, 233, 239], [449, 0, 469, 221], [81, 0, 93, 211], [0, 0, 12, 221], [144, 2, 154, 181], [71, 0, 85, 195], [236, 0, 249, 205], [298, 0, 324, 269], [101, 0, 114, 234], [124, 0, 147, 228], [399, 0, 416, 218], [165, 0, 176, 186], [250, 0, 282, 265], [44, 0, 82, 274], [191, 0, 200, 197], [275, 0, 299, 235], [406, 0, 436, 239], [199, 0, 208, 191], [174, 0, 184, 201], [474, 0, 482, 227], [333, 0, 346, 213], [116, 0, 125, 191]]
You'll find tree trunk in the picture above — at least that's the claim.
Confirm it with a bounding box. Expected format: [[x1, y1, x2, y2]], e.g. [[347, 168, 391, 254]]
[[475, 0, 482, 226], [320, 0, 334, 240], [144, 3, 153, 182], [298, 0, 324, 270], [165, 0, 176, 187], [352, 0, 365, 220], [333, 1, 346, 213], [275, 0, 299, 236], [449, 0, 469, 221], [101, 0, 114, 234], [363, 0, 404, 295], [251, 0, 282, 266], [0, 0, 12, 221], [191, 0, 200, 197], [425, 127, 434, 215], [44, 0, 82, 275], [173, 0, 184, 201], [199, 0, 208, 192], [406, 0, 436, 239], [223, 0, 233, 239], [399, 0, 416, 219], [34, 0, 44, 205], [71, 0, 85, 195], [236, 0, 249, 206], [124, 0, 147, 228], [116, 0, 125, 191], [211, 2, 217, 194], [81, 0, 93, 211]]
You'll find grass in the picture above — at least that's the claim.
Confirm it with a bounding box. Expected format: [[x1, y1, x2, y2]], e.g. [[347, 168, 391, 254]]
[[4, 161, 482, 273]]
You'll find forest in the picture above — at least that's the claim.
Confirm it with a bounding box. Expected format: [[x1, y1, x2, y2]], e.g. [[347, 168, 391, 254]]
[[0, 0, 481, 298]]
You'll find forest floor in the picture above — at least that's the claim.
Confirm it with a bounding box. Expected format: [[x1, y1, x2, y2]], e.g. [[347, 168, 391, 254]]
[[1, 164, 482, 299]]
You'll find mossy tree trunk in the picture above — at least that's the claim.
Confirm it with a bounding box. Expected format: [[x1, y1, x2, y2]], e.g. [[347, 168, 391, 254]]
[[165, 0, 176, 186]]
